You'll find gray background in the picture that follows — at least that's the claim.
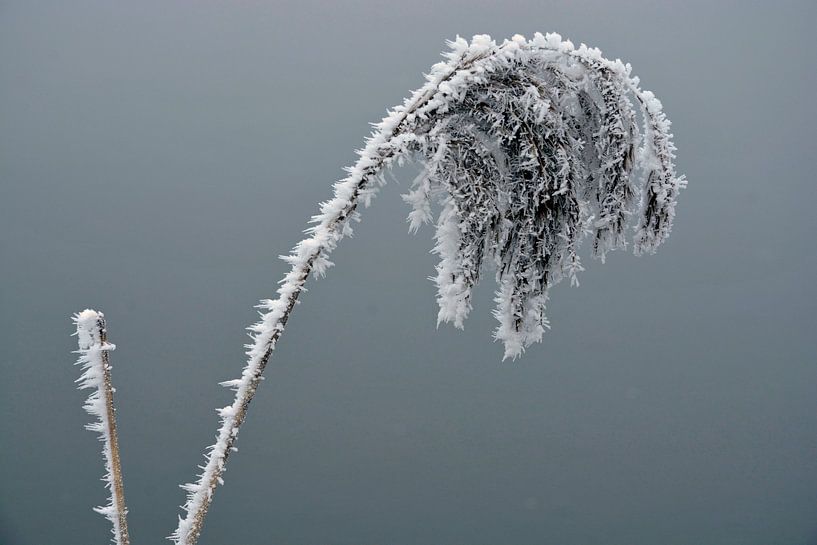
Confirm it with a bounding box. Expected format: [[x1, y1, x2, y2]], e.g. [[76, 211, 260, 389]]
[[1, 1, 815, 544]]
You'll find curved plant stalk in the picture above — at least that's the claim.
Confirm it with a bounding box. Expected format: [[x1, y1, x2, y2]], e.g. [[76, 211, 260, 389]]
[[73, 309, 130, 545], [170, 33, 684, 544], [169, 38, 483, 545]]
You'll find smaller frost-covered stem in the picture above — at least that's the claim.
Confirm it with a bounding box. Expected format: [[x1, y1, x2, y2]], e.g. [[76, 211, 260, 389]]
[[73, 310, 130, 545]]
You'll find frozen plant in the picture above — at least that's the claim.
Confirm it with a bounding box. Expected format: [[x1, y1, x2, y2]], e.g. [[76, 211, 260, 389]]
[[70, 33, 685, 545], [72, 310, 130, 545], [170, 32, 684, 545]]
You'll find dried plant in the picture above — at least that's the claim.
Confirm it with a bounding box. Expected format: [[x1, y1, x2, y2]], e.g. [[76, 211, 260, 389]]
[[171, 32, 684, 544], [70, 33, 685, 545], [72, 310, 130, 545]]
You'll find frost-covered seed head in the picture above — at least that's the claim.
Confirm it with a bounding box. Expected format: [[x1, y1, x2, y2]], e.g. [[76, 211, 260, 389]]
[[391, 34, 685, 359]]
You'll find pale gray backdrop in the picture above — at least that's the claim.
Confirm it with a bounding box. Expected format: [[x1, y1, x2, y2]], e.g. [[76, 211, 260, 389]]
[[1, 1, 815, 544]]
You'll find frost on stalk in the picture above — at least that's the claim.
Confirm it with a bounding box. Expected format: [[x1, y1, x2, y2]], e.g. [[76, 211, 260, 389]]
[[73, 309, 130, 545], [171, 32, 685, 545]]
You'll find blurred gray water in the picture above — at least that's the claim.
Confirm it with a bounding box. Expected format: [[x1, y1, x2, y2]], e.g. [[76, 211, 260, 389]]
[[1, 1, 815, 544]]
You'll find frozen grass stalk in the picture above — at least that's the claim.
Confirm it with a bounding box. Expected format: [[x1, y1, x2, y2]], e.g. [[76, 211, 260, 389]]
[[169, 33, 685, 544], [73, 309, 130, 545]]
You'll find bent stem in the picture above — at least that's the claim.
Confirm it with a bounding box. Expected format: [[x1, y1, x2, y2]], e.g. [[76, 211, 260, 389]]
[[74, 309, 130, 545], [169, 44, 489, 545]]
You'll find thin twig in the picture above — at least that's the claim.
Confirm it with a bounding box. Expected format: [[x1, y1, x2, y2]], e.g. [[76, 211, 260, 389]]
[[74, 309, 130, 545]]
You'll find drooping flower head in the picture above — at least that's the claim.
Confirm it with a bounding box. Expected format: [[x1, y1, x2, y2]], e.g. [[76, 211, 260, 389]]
[[380, 33, 686, 358]]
